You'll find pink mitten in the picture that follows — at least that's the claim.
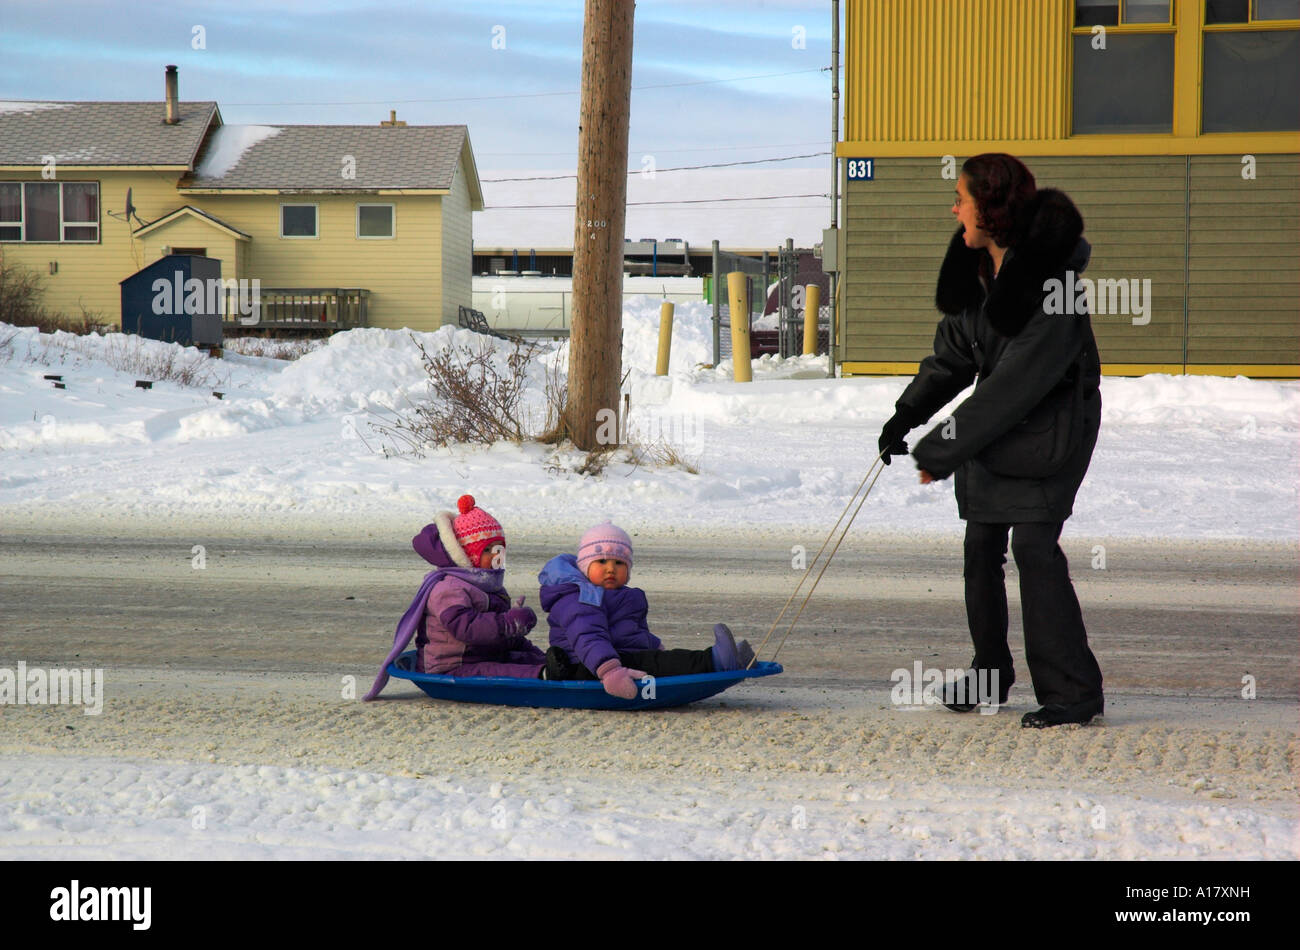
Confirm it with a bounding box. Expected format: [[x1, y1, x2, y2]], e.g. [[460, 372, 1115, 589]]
[[596, 659, 648, 700]]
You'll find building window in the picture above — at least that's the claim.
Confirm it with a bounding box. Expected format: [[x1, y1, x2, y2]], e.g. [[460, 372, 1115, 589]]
[[1071, 1, 1176, 134], [280, 204, 317, 238], [1074, 0, 1172, 26], [1203, 2, 1300, 131], [1207, 0, 1300, 22], [356, 203, 394, 239], [0, 180, 99, 243]]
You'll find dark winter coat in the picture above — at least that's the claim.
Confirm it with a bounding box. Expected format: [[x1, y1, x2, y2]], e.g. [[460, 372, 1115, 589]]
[[902, 188, 1102, 524], [538, 554, 662, 674]]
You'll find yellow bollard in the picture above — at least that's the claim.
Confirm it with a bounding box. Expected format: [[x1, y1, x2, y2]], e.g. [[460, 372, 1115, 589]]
[[803, 284, 821, 356], [727, 272, 752, 383], [656, 301, 674, 376]]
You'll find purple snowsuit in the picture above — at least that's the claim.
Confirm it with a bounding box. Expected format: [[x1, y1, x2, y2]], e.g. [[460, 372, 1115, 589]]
[[410, 525, 545, 677], [538, 554, 662, 674]]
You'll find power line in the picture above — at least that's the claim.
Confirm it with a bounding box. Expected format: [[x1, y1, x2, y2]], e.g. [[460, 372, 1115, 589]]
[[220, 67, 825, 108], [483, 152, 830, 183], [488, 193, 830, 210], [479, 140, 831, 157]]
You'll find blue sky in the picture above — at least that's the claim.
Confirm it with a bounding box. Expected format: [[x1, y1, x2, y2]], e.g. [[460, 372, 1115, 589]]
[[0, 0, 838, 170]]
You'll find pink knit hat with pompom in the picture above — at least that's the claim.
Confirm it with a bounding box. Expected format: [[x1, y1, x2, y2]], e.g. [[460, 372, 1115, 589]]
[[452, 494, 505, 563]]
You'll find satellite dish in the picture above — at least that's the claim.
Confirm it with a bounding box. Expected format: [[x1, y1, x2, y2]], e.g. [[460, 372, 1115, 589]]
[[111, 187, 142, 226]]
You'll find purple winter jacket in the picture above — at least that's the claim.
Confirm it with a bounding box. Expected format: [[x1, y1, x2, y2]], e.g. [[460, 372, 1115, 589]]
[[412, 524, 545, 674], [538, 554, 662, 674]]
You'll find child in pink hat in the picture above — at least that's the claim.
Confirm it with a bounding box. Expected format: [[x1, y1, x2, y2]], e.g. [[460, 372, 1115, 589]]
[[363, 495, 543, 700], [537, 521, 755, 699]]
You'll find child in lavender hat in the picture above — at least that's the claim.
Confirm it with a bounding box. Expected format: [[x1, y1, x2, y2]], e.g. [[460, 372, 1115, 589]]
[[537, 521, 755, 699]]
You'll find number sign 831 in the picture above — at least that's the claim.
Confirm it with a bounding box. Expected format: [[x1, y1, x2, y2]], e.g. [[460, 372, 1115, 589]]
[[847, 159, 874, 181]]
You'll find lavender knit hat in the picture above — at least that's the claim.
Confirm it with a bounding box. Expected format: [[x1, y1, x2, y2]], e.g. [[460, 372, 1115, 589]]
[[577, 521, 633, 573]]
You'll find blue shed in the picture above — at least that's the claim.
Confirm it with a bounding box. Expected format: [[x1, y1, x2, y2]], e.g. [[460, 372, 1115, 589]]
[[120, 254, 224, 347]]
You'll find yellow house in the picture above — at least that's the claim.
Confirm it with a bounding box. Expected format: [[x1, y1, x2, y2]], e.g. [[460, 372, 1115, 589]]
[[0, 68, 484, 332]]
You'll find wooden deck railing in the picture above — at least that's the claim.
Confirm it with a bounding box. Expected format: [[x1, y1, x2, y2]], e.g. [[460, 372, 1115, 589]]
[[222, 288, 370, 330]]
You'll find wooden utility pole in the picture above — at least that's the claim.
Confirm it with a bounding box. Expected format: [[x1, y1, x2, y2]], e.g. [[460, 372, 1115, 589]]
[[567, 0, 635, 451]]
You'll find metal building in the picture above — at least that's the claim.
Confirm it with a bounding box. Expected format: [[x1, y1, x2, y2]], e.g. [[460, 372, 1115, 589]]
[[836, 0, 1299, 377]]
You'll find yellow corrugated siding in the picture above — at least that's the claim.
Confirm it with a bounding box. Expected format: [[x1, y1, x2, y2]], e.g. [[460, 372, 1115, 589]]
[[841, 0, 1298, 156], [847, 0, 1069, 143]]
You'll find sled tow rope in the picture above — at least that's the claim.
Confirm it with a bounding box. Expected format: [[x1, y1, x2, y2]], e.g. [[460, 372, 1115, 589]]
[[750, 449, 890, 667]]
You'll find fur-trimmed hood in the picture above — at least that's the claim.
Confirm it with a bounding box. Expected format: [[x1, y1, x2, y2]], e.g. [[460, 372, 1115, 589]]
[[412, 512, 473, 568], [935, 187, 1090, 337]]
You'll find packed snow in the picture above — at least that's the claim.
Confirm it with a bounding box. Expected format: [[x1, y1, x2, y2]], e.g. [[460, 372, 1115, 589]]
[[3, 751, 1291, 860], [1, 300, 1296, 542]]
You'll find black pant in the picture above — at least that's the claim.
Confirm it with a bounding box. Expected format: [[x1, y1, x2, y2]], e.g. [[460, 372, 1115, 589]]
[[963, 520, 1103, 706], [545, 646, 714, 680]]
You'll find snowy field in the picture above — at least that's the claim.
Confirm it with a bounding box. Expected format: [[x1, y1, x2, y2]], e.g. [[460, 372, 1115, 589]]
[[2, 299, 1297, 543], [2, 303, 1297, 860]]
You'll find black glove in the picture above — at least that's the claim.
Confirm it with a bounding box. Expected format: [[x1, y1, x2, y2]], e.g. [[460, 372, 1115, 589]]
[[878, 407, 921, 465]]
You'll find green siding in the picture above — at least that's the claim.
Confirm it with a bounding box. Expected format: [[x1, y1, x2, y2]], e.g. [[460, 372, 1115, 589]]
[[1187, 154, 1300, 364], [840, 154, 1300, 370]]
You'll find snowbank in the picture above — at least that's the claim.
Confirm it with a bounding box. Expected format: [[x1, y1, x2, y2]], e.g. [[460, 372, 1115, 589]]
[[1, 313, 1296, 541]]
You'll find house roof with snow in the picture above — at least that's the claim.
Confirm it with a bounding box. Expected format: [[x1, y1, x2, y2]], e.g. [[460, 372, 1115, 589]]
[[183, 124, 483, 205], [1, 98, 484, 209], [0, 100, 220, 168]]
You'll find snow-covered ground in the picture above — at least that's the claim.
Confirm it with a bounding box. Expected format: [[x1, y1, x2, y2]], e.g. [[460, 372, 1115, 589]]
[[2, 298, 1297, 543], [3, 747, 1291, 861], [3, 670, 1295, 861], [2, 303, 1297, 860]]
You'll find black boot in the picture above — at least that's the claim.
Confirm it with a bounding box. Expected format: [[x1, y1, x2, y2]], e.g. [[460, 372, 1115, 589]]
[[1021, 695, 1103, 728], [939, 665, 1014, 712]]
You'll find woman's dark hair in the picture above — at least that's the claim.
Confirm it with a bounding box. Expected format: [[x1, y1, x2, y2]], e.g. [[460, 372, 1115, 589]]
[[961, 153, 1037, 248]]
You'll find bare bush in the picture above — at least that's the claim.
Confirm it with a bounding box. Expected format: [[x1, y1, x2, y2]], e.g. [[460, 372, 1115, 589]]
[[27, 331, 227, 389], [626, 437, 700, 474], [0, 258, 45, 328], [535, 351, 571, 445], [223, 336, 325, 361], [368, 335, 545, 455], [0, 260, 110, 334], [361, 333, 697, 475]]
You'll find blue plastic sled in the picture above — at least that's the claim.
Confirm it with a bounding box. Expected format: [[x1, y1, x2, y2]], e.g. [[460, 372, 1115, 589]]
[[386, 651, 782, 710]]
